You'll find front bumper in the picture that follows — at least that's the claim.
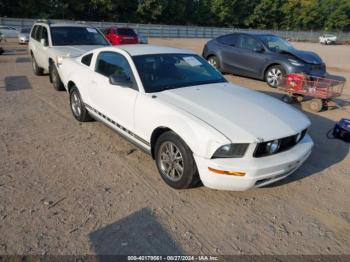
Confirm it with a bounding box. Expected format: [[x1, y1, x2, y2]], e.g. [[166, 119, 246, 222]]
[[194, 134, 313, 191], [18, 38, 28, 44], [286, 64, 326, 78]]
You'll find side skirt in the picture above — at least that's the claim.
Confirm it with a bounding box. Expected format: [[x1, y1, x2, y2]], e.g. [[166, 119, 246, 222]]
[[85, 104, 152, 155]]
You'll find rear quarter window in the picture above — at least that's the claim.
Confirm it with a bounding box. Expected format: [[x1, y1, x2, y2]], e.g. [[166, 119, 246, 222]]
[[217, 34, 238, 47], [116, 28, 136, 36], [81, 53, 93, 66]]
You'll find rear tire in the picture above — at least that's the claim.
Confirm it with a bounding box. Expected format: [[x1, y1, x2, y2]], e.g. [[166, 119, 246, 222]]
[[31, 55, 44, 76], [69, 86, 92, 122], [265, 65, 285, 88], [155, 131, 199, 189], [207, 55, 220, 70], [50, 63, 65, 91]]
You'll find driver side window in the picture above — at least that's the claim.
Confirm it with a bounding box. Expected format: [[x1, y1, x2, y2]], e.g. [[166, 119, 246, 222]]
[[238, 35, 261, 51], [95, 52, 132, 79]]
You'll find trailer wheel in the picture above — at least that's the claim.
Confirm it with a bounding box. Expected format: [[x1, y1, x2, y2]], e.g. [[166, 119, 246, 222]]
[[294, 94, 304, 103], [281, 95, 293, 104], [309, 99, 323, 112]]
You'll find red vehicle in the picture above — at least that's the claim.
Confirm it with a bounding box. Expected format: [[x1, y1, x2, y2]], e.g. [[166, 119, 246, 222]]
[[103, 27, 139, 45]]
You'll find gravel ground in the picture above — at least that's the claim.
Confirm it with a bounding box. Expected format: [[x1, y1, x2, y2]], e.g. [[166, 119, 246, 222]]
[[0, 38, 349, 256]]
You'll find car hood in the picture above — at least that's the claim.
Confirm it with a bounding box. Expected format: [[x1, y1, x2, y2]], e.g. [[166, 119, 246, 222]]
[[18, 33, 29, 38], [51, 45, 103, 57], [281, 49, 323, 64], [156, 83, 310, 143]]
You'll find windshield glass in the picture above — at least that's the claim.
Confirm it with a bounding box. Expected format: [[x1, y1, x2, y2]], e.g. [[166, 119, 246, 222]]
[[20, 28, 30, 33], [51, 26, 109, 46], [133, 53, 227, 93], [257, 35, 294, 53], [117, 28, 136, 36]]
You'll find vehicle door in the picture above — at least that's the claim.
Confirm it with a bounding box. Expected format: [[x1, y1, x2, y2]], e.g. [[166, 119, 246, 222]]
[[216, 34, 242, 73], [34, 26, 50, 69], [88, 51, 139, 132], [234, 34, 268, 78]]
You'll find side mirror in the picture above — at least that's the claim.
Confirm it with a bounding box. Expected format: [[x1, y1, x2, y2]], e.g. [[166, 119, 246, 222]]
[[253, 46, 264, 53], [109, 73, 133, 87], [40, 38, 48, 47]]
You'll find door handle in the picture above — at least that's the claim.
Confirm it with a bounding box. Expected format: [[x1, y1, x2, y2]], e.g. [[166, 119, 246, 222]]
[[90, 80, 97, 84]]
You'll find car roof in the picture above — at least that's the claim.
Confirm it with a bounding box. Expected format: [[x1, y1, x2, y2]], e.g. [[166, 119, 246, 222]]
[[98, 45, 195, 56], [34, 22, 96, 28], [105, 26, 134, 29], [221, 32, 276, 37]]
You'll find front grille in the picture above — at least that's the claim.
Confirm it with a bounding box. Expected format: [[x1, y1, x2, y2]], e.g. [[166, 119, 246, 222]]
[[254, 129, 307, 158], [310, 64, 324, 71]]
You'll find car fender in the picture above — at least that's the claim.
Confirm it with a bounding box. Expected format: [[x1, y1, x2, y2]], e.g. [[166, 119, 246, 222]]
[[261, 59, 289, 79], [155, 115, 230, 158]]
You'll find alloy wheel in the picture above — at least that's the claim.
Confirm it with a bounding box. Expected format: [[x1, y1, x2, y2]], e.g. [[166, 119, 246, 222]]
[[208, 57, 218, 69], [71, 92, 82, 117], [267, 67, 282, 87], [158, 141, 184, 182]]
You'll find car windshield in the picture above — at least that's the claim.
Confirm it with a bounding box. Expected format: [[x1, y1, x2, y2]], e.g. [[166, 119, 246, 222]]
[[51, 26, 109, 46], [117, 28, 136, 36], [20, 28, 30, 33], [133, 53, 227, 93], [257, 35, 294, 53]]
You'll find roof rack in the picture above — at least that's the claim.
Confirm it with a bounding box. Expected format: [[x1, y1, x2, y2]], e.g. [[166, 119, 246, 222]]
[[35, 19, 52, 25]]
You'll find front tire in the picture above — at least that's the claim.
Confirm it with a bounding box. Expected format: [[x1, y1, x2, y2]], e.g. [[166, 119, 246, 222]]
[[31, 55, 44, 76], [69, 86, 92, 122], [265, 65, 286, 88], [155, 131, 199, 189], [50, 63, 65, 91]]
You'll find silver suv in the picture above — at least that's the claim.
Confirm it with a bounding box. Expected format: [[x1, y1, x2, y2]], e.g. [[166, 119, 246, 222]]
[[28, 20, 110, 90]]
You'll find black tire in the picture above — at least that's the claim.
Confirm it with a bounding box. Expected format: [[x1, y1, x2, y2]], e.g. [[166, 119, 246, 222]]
[[308, 99, 323, 112], [69, 86, 92, 122], [155, 131, 199, 189], [50, 63, 65, 91], [207, 55, 220, 70], [281, 95, 293, 104], [265, 64, 286, 88], [31, 55, 44, 76]]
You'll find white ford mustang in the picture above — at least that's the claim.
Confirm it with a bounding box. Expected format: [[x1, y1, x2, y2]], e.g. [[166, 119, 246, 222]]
[[58, 45, 314, 191]]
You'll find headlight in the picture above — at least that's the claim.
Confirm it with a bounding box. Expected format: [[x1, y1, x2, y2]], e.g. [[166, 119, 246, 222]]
[[266, 140, 280, 154], [212, 143, 249, 158], [295, 132, 302, 143], [288, 59, 304, 67]]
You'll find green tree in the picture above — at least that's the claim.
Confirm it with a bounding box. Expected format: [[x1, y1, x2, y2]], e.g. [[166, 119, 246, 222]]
[[248, 0, 285, 29]]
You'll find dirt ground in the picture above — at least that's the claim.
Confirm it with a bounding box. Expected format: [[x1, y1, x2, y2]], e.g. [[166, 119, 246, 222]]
[[0, 38, 350, 256]]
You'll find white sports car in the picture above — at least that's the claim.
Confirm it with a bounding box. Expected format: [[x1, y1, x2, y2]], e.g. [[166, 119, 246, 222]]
[[58, 45, 314, 191]]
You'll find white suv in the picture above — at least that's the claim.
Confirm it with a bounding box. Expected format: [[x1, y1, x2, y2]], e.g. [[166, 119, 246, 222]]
[[28, 20, 110, 91]]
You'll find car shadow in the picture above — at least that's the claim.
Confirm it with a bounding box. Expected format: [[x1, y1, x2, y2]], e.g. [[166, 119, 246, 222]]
[[259, 90, 350, 187], [89, 208, 184, 259]]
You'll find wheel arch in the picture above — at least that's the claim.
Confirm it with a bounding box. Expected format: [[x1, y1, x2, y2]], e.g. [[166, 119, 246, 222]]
[[67, 81, 76, 93], [48, 58, 54, 82], [150, 127, 172, 159], [263, 63, 283, 79]]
